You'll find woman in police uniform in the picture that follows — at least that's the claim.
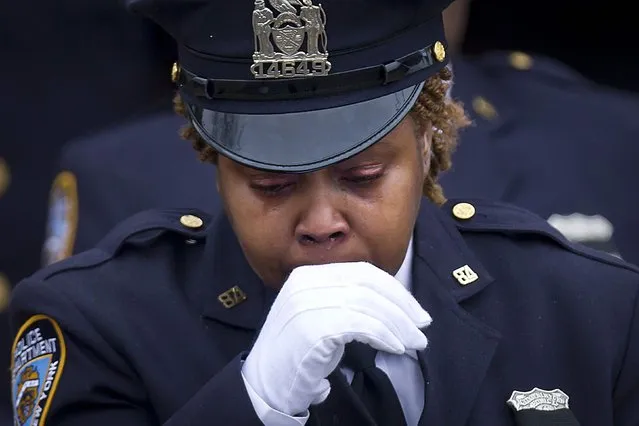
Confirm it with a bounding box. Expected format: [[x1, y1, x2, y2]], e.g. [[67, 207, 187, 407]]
[[9, 0, 639, 425]]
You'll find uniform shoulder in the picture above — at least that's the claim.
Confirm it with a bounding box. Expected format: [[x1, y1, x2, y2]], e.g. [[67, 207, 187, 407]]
[[475, 50, 639, 107], [445, 198, 639, 275], [59, 112, 187, 170], [32, 207, 213, 283], [474, 50, 593, 88]]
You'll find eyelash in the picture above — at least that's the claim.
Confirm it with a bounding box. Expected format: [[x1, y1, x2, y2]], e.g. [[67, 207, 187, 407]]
[[252, 171, 384, 196], [346, 173, 383, 185], [252, 183, 293, 195]]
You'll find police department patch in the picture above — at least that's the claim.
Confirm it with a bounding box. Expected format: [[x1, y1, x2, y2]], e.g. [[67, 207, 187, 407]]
[[12, 315, 66, 426], [42, 171, 78, 266]]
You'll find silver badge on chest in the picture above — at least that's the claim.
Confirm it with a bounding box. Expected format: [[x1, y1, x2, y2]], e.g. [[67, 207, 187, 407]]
[[507, 387, 570, 411]]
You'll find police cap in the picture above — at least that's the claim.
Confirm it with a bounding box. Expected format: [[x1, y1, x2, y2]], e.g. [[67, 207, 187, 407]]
[[127, 0, 453, 172]]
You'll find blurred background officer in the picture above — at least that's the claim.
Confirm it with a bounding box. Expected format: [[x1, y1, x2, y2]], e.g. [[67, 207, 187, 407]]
[[41, 112, 221, 262], [463, 0, 638, 94], [439, 0, 639, 265], [45, 0, 639, 266], [0, 0, 176, 420]]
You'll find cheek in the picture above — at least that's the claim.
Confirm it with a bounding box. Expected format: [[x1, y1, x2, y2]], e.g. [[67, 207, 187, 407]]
[[352, 164, 422, 260], [218, 180, 293, 282], [223, 188, 290, 249]]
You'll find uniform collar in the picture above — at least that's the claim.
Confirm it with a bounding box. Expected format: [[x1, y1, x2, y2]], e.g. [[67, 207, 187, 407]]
[[197, 199, 496, 329], [395, 237, 413, 291], [195, 214, 278, 330], [412, 198, 494, 302], [411, 199, 501, 426]]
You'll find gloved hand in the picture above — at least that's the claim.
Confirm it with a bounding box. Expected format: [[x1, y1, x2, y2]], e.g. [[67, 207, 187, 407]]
[[241, 261, 432, 416]]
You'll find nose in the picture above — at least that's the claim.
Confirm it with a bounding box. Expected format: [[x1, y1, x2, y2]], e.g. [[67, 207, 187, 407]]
[[295, 193, 349, 248]]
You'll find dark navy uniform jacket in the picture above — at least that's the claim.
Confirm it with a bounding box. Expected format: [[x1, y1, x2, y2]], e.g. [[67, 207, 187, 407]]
[[42, 111, 220, 263], [12, 199, 639, 426], [47, 51, 639, 269], [442, 51, 639, 265]]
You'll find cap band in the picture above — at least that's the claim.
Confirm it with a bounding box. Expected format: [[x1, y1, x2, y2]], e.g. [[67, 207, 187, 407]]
[[177, 43, 444, 102]]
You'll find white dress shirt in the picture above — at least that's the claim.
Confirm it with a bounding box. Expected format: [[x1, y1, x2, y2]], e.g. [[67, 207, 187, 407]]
[[243, 238, 425, 425]]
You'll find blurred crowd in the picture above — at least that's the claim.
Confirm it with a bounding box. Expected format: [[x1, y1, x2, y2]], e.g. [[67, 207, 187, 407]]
[[1, 0, 637, 423]]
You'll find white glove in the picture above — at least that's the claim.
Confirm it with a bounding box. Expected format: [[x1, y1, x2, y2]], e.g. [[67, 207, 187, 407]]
[[241, 261, 432, 417]]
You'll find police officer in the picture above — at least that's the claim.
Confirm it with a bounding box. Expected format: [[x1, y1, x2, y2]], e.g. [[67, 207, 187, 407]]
[[41, 111, 221, 263], [0, 0, 175, 418], [13, 0, 639, 425], [46, 0, 639, 267], [440, 0, 639, 264]]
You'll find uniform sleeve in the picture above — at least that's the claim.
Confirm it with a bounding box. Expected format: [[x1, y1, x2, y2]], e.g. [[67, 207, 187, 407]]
[[10, 279, 157, 425], [241, 371, 310, 425], [613, 284, 639, 425]]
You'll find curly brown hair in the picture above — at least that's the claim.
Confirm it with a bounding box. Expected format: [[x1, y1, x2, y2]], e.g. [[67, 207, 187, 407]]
[[173, 67, 470, 205]]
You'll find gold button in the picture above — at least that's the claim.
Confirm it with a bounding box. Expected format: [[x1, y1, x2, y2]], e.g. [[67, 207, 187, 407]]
[[0, 274, 10, 312], [432, 41, 446, 62], [180, 214, 203, 229], [0, 158, 10, 198], [509, 51, 533, 71], [472, 96, 497, 120], [452, 202, 476, 220], [171, 62, 180, 83]]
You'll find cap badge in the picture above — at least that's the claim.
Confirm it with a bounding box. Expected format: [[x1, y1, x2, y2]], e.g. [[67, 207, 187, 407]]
[[251, 0, 331, 79]]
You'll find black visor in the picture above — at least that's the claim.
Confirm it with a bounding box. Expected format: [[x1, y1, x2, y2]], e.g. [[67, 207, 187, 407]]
[[186, 82, 423, 172]]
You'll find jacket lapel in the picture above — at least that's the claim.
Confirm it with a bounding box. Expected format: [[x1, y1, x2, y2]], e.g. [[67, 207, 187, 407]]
[[196, 214, 278, 331], [412, 201, 502, 426]]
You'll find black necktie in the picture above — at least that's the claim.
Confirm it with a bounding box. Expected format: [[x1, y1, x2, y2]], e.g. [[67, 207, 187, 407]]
[[341, 342, 408, 426]]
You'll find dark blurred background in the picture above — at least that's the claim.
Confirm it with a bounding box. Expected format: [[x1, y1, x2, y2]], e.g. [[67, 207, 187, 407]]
[[465, 0, 637, 93]]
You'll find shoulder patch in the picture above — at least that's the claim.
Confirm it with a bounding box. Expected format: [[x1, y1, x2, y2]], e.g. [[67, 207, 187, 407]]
[[12, 315, 66, 426], [42, 171, 78, 267], [445, 199, 639, 274]]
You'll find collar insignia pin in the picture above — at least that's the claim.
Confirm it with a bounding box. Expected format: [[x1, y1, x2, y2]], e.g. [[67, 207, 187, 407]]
[[218, 286, 248, 309]]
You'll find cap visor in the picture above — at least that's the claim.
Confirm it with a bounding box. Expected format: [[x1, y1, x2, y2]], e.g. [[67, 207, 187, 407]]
[[186, 82, 424, 173]]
